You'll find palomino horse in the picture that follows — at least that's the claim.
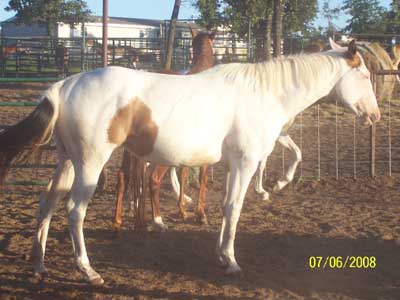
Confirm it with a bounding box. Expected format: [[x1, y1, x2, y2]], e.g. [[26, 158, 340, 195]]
[[392, 44, 400, 82], [112, 29, 216, 232], [0, 39, 380, 284], [254, 40, 400, 199]]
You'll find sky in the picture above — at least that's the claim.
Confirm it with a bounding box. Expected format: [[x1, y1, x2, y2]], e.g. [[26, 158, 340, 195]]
[[0, 0, 394, 30]]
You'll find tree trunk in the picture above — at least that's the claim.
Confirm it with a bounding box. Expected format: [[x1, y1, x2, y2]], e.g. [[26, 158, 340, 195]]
[[273, 0, 283, 57], [253, 22, 265, 62], [164, 0, 181, 70], [265, 13, 273, 60], [47, 22, 54, 38], [254, 35, 263, 62]]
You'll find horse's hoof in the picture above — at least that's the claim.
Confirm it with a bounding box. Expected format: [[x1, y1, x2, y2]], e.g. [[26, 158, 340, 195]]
[[179, 213, 188, 222], [153, 222, 168, 232], [272, 184, 280, 192], [184, 196, 193, 204], [225, 264, 243, 276], [33, 270, 48, 281], [273, 181, 287, 192], [23, 253, 32, 261], [89, 276, 104, 286], [197, 216, 208, 225], [259, 192, 270, 201], [217, 258, 229, 268], [111, 222, 122, 232]]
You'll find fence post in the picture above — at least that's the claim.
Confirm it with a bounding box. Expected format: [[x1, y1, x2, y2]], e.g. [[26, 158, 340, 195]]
[[335, 98, 339, 180], [0, 37, 4, 77], [353, 116, 357, 180], [370, 124, 376, 178], [282, 147, 285, 177], [299, 112, 303, 179], [81, 22, 85, 72], [247, 18, 252, 61], [370, 72, 377, 178], [388, 86, 392, 177], [317, 104, 321, 180]]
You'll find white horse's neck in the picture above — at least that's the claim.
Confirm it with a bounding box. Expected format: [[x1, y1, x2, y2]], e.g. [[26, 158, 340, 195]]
[[258, 52, 351, 122], [213, 51, 352, 125]]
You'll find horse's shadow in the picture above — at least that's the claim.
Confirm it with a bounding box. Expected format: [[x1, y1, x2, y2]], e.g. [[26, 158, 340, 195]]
[[82, 228, 400, 300], [1, 226, 399, 299]]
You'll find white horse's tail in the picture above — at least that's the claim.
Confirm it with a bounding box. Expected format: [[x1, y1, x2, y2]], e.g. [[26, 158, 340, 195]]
[[0, 81, 63, 186]]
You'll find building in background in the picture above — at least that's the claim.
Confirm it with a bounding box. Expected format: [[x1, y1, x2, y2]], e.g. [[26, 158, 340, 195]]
[[1, 16, 199, 39]]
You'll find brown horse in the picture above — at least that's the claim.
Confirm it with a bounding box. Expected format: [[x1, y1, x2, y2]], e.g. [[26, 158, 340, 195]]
[[112, 28, 216, 232], [0, 45, 17, 66]]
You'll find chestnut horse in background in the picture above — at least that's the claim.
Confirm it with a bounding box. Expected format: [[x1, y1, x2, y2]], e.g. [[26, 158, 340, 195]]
[[112, 29, 216, 232], [0, 45, 17, 66]]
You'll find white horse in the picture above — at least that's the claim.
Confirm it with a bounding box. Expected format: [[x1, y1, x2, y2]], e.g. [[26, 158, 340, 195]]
[[0, 39, 380, 284]]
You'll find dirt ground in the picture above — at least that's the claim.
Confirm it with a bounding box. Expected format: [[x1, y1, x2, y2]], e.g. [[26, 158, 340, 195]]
[[0, 82, 400, 300]]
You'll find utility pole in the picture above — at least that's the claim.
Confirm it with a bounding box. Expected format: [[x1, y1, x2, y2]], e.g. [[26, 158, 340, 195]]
[[102, 0, 108, 67], [273, 0, 283, 57], [164, 0, 181, 70]]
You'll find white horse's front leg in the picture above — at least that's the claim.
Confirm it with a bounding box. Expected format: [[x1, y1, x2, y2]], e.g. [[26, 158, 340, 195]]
[[273, 134, 302, 192], [66, 159, 106, 285], [218, 157, 258, 274], [254, 158, 269, 200]]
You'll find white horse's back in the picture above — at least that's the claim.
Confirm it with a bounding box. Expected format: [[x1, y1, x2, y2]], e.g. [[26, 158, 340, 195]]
[[58, 66, 236, 166]]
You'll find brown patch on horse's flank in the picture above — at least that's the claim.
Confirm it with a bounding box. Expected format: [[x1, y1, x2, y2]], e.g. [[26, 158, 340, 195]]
[[108, 98, 158, 156], [344, 52, 361, 68]]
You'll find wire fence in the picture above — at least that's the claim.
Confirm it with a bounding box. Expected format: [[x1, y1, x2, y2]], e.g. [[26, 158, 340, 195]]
[[0, 35, 251, 77], [265, 70, 400, 182], [1, 31, 400, 186], [0, 32, 327, 78], [1, 70, 399, 187]]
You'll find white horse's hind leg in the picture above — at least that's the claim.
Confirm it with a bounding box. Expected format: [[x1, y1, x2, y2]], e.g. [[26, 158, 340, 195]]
[[66, 158, 107, 285], [170, 167, 192, 203], [32, 149, 74, 279], [216, 165, 230, 266], [254, 158, 269, 200], [218, 156, 258, 274], [273, 135, 301, 192]]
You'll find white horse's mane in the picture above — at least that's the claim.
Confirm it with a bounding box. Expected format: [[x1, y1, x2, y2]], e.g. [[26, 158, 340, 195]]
[[203, 51, 347, 96]]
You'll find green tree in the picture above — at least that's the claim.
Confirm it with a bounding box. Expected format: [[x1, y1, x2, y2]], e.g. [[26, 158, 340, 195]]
[[5, 0, 91, 37], [320, 0, 341, 37], [193, 0, 317, 60], [342, 0, 387, 34], [165, 0, 181, 70], [223, 0, 274, 60], [386, 0, 400, 34], [282, 0, 318, 34], [194, 0, 222, 30]]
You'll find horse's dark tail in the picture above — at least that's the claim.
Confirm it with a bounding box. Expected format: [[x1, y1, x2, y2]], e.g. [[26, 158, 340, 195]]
[[124, 152, 148, 231], [0, 84, 61, 186]]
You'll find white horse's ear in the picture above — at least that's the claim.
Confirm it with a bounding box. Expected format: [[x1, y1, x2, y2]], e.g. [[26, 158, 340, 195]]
[[329, 37, 342, 50]]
